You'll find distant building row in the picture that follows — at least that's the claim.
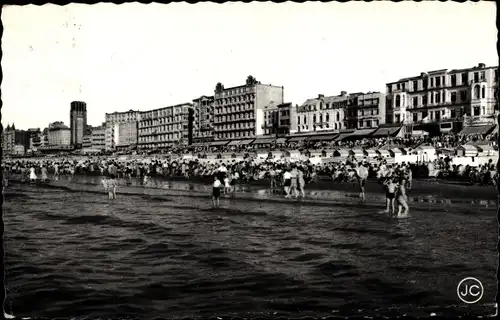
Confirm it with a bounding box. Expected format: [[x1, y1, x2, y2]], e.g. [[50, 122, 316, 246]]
[[3, 63, 498, 154]]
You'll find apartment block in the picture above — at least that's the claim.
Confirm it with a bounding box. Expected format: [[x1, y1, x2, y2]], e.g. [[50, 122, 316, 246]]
[[213, 76, 284, 140], [192, 95, 215, 143], [345, 92, 386, 130], [104, 110, 141, 150], [137, 103, 193, 149], [385, 63, 498, 133]]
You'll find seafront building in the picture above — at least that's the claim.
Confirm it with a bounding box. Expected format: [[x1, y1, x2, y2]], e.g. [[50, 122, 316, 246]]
[[192, 95, 215, 143], [137, 103, 194, 149], [69, 101, 88, 149], [385, 63, 499, 136], [47, 121, 71, 148], [104, 110, 141, 151], [212, 76, 284, 140]]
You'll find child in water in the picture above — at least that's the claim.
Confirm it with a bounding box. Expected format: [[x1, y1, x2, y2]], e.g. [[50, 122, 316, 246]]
[[212, 176, 221, 207], [104, 174, 117, 200]]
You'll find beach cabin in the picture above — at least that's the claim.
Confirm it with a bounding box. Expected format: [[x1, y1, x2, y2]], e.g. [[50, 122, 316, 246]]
[[437, 148, 455, 157], [270, 151, 284, 159], [456, 144, 478, 157], [309, 149, 323, 158], [333, 148, 349, 157], [416, 145, 437, 162], [475, 144, 497, 157], [377, 149, 392, 159], [349, 148, 365, 160], [364, 148, 377, 159]]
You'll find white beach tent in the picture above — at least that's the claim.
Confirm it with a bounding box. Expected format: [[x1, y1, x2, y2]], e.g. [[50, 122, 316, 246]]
[[456, 144, 479, 157]]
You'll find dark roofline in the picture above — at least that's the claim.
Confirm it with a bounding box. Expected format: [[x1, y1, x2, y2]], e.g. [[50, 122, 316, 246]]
[[140, 102, 194, 113], [105, 110, 140, 115], [216, 83, 283, 92], [386, 64, 498, 85], [193, 95, 214, 102]]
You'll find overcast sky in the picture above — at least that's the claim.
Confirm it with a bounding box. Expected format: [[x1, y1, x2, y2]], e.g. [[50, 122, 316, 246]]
[[1, 1, 497, 130]]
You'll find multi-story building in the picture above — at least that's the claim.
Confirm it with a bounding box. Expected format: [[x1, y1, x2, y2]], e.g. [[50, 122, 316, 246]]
[[138, 103, 193, 149], [345, 92, 386, 130], [385, 63, 498, 134], [261, 102, 297, 136], [91, 124, 106, 150], [70, 101, 88, 148], [113, 122, 138, 148], [27, 128, 41, 152], [192, 95, 215, 143], [48, 121, 71, 147], [213, 76, 284, 140], [82, 134, 92, 149], [2, 124, 16, 155], [296, 91, 362, 133], [104, 110, 141, 151]]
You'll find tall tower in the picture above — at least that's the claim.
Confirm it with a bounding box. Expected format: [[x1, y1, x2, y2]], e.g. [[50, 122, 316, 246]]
[[70, 101, 87, 148]]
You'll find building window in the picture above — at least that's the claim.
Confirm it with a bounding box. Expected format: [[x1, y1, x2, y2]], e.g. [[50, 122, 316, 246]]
[[474, 72, 479, 83], [423, 78, 428, 88], [413, 97, 418, 107], [326, 113, 329, 122], [297, 116, 300, 125], [495, 69, 498, 82], [413, 81, 418, 91], [422, 95, 427, 105], [474, 85, 480, 99], [402, 83, 406, 91], [481, 86, 485, 98], [436, 77, 441, 87], [460, 90, 467, 101], [474, 106, 480, 116], [431, 78, 434, 87], [413, 113, 418, 122], [359, 121, 363, 128], [395, 95, 401, 107], [313, 114, 316, 123], [303, 115, 307, 124], [430, 93, 434, 104], [336, 113, 340, 121], [435, 92, 440, 104], [462, 73, 468, 84], [451, 92, 457, 103], [397, 83, 401, 90]]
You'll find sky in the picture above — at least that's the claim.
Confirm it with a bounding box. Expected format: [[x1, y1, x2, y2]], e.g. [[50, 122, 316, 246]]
[[1, 1, 497, 130]]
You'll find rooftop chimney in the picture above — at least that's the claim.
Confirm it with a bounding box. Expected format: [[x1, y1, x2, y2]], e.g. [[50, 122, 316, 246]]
[[420, 72, 426, 77], [341, 91, 347, 96], [318, 94, 324, 99], [478, 63, 486, 68]]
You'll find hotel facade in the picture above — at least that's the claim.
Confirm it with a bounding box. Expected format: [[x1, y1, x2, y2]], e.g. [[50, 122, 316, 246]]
[[137, 103, 194, 149], [192, 95, 215, 143], [104, 110, 141, 150], [213, 76, 284, 140], [385, 63, 498, 134]]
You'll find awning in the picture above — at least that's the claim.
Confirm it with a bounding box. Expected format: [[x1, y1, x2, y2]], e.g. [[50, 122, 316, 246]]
[[227, 140, 241, 146], [239, 139, 255, 145], [371, 126, 402, 138], [288, 136, 308, 142], [190, 142, 207, 147], [337, 129, 375, 140], [252, 137, 275, 145], [459, 125, 496, 136], [275, 138, 288, 144], [308, 134, 339, 142], [334, 132, 355, 141], [209, 140, 230, 146]]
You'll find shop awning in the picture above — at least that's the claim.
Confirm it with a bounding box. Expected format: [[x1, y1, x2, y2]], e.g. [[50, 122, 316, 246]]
[[252, 137, 275, 145], [334, 132, 355, 141], [275, 138, 288, 144], [227, 140, 241, 146], [459, 125, 496, 136], [190, 142, 207, 147], [371, 126, 403, 138], [288, 136, 308, 142], [239, 139, 255, 145], [308, 134, 339, 142], [209, 140, 230, 146]]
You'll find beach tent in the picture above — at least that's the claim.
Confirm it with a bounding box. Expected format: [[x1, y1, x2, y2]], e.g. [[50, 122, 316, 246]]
[[333, 149, 349, 157], [377, 149, 391, 158], [437, 148, 455, 157], [349, 148, 364, 158], [475, 144, 497, 157], [363, 148, 377, 158], [288, 150, 301, 159], [456, 144, 479, 157], [271, 151, 284, 159], [309, 150, 323, 158], [323, 149, 336, 157]]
